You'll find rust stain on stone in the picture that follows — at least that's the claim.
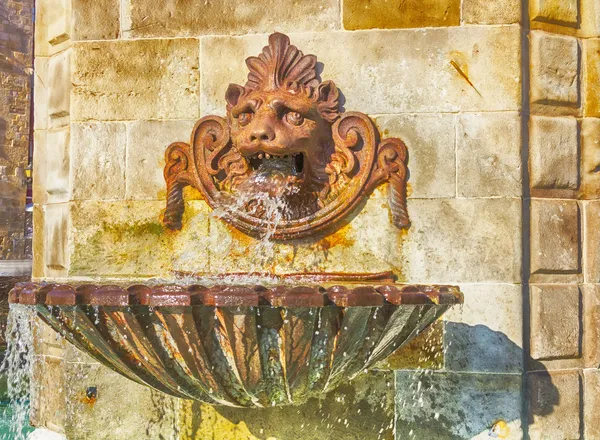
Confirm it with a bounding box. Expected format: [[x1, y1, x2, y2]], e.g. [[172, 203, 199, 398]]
[[449, 58, 482, 98]]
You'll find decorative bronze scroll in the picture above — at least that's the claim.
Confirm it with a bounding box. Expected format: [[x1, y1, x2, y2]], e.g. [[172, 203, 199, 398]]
[[163, 32, 409, 240]]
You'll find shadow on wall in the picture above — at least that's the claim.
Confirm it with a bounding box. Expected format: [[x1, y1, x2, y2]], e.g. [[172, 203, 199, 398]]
[[180, 324, 559, 440], [395, 323, 559, 440]]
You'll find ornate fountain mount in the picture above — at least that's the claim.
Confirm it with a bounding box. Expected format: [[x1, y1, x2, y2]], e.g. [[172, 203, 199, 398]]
[[163, 32, 410, 240]]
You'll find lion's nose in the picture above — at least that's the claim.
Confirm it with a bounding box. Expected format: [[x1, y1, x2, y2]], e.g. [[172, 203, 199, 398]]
[[249, 127, 275, 143]]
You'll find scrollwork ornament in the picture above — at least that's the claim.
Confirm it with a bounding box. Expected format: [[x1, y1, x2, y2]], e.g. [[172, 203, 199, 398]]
[[163, 32, 410, 240]]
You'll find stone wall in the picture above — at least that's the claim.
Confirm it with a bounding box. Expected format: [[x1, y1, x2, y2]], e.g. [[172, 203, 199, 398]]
[[30, 0, 600, 439], [0, 0, 32, 262]]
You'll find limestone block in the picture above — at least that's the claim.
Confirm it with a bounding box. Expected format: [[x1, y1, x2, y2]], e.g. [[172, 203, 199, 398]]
[[443, 284, 523, 373], [35, 0, 71, 56], [529, 116, 579, 192], [71, 39, 199, 121], [45, 128, 70, 203], [462, 0, 521, 24], [343, 0, 460, 30], [457, 112, 522, 197], [583, 285, 600, 367], [183, 371, 395, 440], [584, 369, 600, 439], [32, 355, 67, 432], [44, 203, 70, 275], [69, 200, 210, 278], [32, 205, 45, 279], [126, 120, 196, 200], [72, 0, 120, 40], [530, 199, 580, 274], [584, 202, 600, 283], [124, 0, 339, 38], [584, 38, 600, 117], [530, 285, 581, 360], [201, 27, 521, 116], [401, 198, 522, 283], [395, 371, 522, 439], [71, 122, 126, 201], [527, 370, 581, 440], [531, 0, 579, 27], [48, 49, 71, 129], [33, 317, 65, 359], [530, 31, 580, 106], [581, 118, 600, 198], [374, 114, 455, 198], [33, 132, 47, 206], [63, 363, 179, 439], [34, 57, 49, 131], [581, 0, 600, 37]]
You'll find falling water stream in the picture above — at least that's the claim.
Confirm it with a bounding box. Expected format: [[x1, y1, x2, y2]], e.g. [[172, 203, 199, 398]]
[[1, 304, 35, 439]]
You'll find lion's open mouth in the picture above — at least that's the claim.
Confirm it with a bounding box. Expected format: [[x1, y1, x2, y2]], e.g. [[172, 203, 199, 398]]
[[247, 152, 304, 176]]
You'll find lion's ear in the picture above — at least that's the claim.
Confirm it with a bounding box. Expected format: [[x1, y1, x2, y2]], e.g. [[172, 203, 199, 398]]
[[225, 84, 245, 108], [317, 80, 340, 123]]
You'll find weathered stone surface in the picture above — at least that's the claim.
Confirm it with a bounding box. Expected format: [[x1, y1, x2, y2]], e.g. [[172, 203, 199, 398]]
[[72, 39, 199, 121], [48, 49, 70, 128], [209, 195, 405, 276], [530, 285, 581, 360], [462, 0, 521, 24], [527, 370, 581, 440], [33, 318, 65, 359], [63, 362, 180, 439], [444, 284, 523, 373], [583, 285, 600, 367], [396, 371, 522, 440], [374, 114, 456, 199], [201, 27, 521, 116], [182, 371, 395, 440], [33, 132, 48, 206], [584, 202, 600, 283], [34, 57, 49, 130], [69, 200, 210, 278], [377, 320, 444, 370], [72, 0, 120, 40], [581, 0, 600, 38], [124, 0, 339, 38], [126, 120, 196, 200], [343, 0, 460, 30], [531, 0, 579, 26], [44, 203, 70, 275], [402, 198, 521, 283], [32, 205, 45, 279], [45, 128, 70, 203], [35, 0, 71, 57], [584, 369, 600, 439], [581, 118, 600, 198], [584, 38, 600, 117], [457, 112, 522, 197], [71, 122, 126, 201], [529, 116, 579, 191], [530, 31, 580, 106], [530, 199, 580, 274], [31, 355, 67, 432]]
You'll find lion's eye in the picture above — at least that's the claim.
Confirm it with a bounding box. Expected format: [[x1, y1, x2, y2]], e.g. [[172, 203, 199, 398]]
[[285, 111, 304, 126], [238, 112, 253, 126]]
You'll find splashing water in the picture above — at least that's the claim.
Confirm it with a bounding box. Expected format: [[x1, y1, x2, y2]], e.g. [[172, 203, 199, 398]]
[[213, 162, 299, 272], [0, 304, 36, 439]]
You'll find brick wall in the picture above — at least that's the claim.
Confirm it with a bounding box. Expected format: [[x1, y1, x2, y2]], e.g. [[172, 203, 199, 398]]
[[0, 0, 32, 261]]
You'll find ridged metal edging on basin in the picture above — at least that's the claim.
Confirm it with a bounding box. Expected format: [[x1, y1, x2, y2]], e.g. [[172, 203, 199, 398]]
[[9, 282, 462, 407]]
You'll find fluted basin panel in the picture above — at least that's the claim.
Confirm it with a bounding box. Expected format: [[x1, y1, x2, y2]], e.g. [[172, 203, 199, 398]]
[[10, 282, 462, 407]]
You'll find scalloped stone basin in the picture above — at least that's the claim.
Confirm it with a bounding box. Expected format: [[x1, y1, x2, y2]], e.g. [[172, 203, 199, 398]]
[[9, 282, 462, 408]]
